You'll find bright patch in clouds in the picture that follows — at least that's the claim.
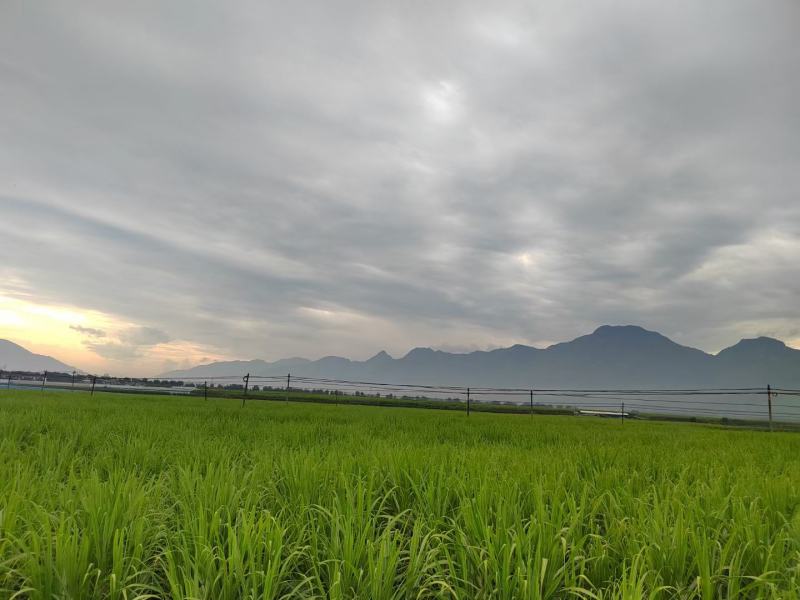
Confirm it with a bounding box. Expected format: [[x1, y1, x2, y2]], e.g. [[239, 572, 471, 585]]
[[516, 252, 535, 267], [422, 81, 463, 123]]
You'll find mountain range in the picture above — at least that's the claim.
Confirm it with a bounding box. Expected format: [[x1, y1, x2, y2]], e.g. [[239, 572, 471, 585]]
[[0, 339, 76, 373], [161, 325, 800, 388]]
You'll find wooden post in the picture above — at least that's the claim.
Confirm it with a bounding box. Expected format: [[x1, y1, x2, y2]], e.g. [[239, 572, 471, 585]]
[[530, 390, 533, 416], [621, 402, 625, 425], [204, 381, 208, 401], [41, 371, 47, 392], [286, 373, 291, 403], [90, 375, 97, 396], [466, 387, 470, 416], [767, 384, 773, 432], [242, 373, 250, 407]]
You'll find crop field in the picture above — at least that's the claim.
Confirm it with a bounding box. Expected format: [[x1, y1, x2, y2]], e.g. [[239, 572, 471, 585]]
[[1, 391, 799, 599]]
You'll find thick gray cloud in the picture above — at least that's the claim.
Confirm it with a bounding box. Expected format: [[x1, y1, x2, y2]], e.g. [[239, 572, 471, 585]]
[[1, 0, 799, 371]]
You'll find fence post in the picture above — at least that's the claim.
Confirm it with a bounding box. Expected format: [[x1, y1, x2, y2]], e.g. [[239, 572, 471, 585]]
[[530, 389, 533, 416], [286, 373, 291, 403], [767, 384, 773, 432], [242, 373, 250, 407], [91, 375, 97, 396], [466, 387, 470, 416], [41, 370, 47, 393], [204, 381, 208, 401], [621, 402, 625, 425]]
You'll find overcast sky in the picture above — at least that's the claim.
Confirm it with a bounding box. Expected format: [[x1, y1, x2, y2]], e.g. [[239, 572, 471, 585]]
[[1, 0, 799, 375]]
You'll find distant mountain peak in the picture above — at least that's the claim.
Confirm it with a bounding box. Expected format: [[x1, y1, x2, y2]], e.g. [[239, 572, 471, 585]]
[[488, 344, 539, 356], [317, 355, 350, 363], [592, 324, 654, 337], [404, 347, 436, 358], [367, 350, 392, 361], [719, 336, 790, 355], [740, 336, 786, 348], [508, 343, 536, 351]]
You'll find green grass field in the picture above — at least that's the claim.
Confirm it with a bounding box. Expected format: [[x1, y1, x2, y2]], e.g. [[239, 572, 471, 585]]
[[1, 391, 799, 599]]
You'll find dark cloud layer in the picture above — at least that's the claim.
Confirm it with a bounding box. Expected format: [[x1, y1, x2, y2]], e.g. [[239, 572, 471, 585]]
[[1, 0, 799, 366]]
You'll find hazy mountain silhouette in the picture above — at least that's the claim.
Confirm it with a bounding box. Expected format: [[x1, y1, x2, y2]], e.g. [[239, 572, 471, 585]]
[[715, 337, 800, 386], [0, 339, 76, 373], [161, 325, 800, 388]]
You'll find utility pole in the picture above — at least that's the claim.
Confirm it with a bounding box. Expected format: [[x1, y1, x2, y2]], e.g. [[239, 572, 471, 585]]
[[41, 371, 47, 393], [286, 373, 291, 403], [90, 375, 97, 396], [204, 381, 208, 401], [242, 373, 250, 407], [767, 384, 774, 432], [466, 387, 470, 416]]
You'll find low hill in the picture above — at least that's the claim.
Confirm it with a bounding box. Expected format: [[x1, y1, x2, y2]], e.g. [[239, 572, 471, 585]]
[[0, 339, 77, 373]]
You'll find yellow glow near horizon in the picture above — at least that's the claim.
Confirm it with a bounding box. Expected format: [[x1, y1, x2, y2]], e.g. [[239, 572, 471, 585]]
[[0, 295, 227, 376], [0, 295, 114, 368], [0, 309, 25, 327]]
